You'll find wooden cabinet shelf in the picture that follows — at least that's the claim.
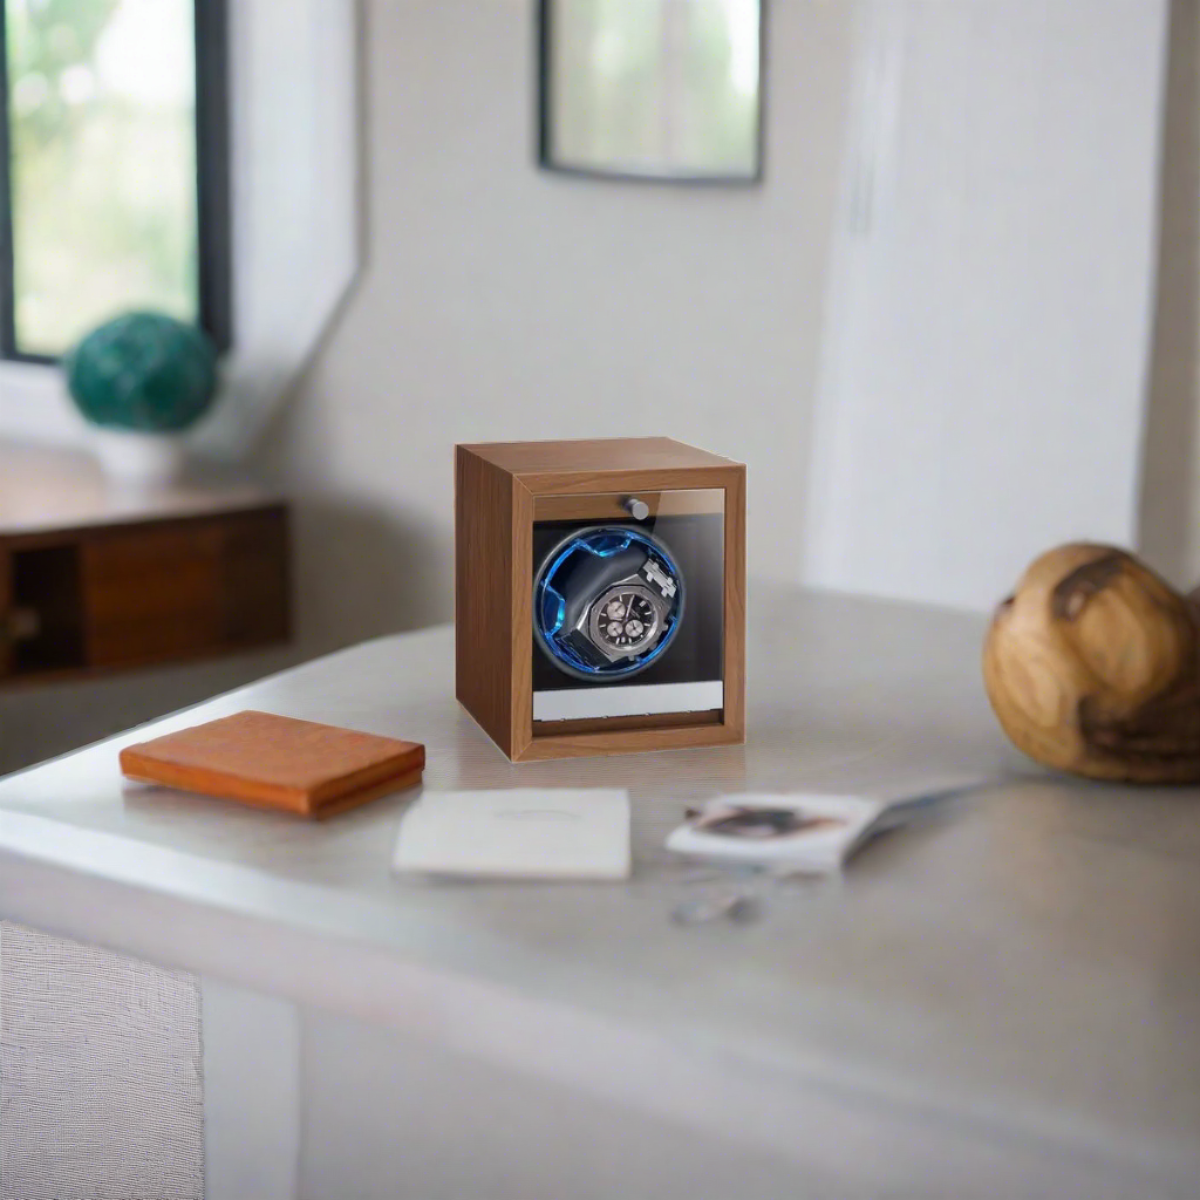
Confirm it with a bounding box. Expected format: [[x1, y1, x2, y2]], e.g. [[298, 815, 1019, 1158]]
[[0, 444, 289, 684]]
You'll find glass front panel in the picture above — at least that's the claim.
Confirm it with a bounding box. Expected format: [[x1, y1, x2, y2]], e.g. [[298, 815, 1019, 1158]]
[[532, 489, 725, 724]]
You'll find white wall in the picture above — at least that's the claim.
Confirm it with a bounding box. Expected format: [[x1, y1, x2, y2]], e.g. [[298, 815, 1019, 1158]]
[[256, 0, 857, 650], [259, 0, 1177, 640]]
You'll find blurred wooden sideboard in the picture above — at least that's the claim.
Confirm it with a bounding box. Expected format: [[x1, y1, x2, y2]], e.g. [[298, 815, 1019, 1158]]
[[0, 444, 288, 684]]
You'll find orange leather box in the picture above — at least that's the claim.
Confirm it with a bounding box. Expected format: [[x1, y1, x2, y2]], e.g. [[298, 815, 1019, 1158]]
[[119, 710, 425, 819]]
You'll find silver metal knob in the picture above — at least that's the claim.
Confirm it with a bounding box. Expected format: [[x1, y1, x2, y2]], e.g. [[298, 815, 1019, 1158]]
[[624, 497, 650, 521]]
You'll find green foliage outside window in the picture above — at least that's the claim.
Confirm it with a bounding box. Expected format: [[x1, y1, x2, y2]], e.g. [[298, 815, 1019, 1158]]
[[6, 0, 198, 357]]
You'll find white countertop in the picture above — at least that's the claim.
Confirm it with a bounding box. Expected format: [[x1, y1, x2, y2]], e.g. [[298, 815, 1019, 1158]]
[[2, 585, 1198, 1197]]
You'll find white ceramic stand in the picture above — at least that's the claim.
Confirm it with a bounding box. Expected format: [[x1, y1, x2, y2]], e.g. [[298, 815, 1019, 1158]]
[[90, 429, 187, 488]]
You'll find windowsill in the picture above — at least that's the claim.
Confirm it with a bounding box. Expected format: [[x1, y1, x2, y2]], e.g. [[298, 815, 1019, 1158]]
[[0, 0, 360, 463], [0, 360, 85, 446]]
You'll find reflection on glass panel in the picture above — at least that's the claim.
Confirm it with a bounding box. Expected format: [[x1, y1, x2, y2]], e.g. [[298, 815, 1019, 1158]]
[[545, 0, 761, 180], [6, 0, 198, 357]]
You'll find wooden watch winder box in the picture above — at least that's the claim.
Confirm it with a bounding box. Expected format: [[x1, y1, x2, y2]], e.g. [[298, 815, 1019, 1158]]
[[455, 438, 745, 761]]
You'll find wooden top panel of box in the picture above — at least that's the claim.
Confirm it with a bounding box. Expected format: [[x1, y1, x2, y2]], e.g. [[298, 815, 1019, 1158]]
[[459, 438, 740, 480]]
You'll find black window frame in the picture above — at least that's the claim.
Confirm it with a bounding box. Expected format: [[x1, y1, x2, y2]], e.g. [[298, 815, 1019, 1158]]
[[0, 0, 233, 365]]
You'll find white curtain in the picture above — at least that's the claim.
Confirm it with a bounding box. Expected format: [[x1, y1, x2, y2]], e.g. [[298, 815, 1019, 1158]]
[[802, 0, 1170, 611]]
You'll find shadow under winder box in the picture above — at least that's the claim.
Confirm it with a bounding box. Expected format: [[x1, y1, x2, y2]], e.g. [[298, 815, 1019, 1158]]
[[455, 438, 745, 761]]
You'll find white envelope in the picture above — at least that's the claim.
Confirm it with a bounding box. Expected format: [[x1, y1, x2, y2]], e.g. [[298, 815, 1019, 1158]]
[[393, 788, 632, 881]]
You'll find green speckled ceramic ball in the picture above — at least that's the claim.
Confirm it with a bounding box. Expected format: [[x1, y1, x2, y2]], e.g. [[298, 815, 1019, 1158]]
[[65, 312, 218, 433]]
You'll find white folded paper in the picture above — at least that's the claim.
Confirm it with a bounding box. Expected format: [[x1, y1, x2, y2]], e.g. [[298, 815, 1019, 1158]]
[[666, 778, 985, 874], [393, 788, 632, 881]]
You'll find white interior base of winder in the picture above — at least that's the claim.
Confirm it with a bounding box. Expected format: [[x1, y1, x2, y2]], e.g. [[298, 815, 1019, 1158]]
[[533, 681, 724, 722]]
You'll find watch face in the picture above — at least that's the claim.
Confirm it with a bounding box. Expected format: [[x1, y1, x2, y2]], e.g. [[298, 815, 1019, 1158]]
[[589, 586, 660, 656], [534, 525, 684, 681]]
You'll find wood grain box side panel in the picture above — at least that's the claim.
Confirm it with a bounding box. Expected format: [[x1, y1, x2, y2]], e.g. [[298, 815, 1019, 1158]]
[[455, 446, 516, 756]]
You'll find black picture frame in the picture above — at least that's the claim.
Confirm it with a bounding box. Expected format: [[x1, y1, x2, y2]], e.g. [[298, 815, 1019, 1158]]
[[0, 0, 233, 364], [537, 0, 766, 186]]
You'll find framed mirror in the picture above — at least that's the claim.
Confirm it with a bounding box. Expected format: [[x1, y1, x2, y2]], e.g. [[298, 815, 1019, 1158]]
[[538, 0, 764, 183]]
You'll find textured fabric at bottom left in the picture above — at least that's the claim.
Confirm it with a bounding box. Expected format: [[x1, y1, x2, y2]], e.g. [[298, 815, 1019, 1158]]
[[0, 920, 203, 1200]]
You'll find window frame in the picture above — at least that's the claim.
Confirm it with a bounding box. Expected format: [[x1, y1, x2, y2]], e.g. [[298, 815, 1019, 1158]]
[[0, 0, 233, 365]]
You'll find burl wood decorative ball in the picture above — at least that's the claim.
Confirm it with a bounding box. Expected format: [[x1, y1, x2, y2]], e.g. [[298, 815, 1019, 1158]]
[[984, 543, 1200, 783]]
